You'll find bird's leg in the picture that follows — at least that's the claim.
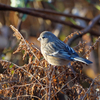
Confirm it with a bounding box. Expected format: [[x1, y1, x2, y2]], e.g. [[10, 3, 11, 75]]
[[53, 66, 57, 70]]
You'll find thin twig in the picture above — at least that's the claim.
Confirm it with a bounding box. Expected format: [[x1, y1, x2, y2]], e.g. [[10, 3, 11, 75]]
[[0, 82, 39, 91], [82, 75, 100, 100], [47, 65, 51, 100], [83, 36, 100, 58], [68, 15, 100, 45], [11, 94, 41, 100], [10, 25, 40, 61]]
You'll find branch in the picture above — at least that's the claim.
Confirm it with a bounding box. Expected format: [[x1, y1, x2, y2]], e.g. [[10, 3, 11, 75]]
[[26, 8, 99, 24], [0, 3, 99, 37], [67, 14, 100, 45], [11, 95, 41, 100]]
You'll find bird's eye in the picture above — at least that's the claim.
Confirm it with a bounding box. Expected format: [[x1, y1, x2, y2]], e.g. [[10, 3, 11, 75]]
[[42, 36, 45, 39]]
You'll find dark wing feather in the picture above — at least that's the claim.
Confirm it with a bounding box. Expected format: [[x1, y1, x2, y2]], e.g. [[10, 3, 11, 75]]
[[43, 39, 66, 54], [43, 39, 79, 60], [55, 39, 79, 56]]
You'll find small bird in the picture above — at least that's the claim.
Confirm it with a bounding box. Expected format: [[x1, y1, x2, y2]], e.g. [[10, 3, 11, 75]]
[[37, 31, 92, 66]]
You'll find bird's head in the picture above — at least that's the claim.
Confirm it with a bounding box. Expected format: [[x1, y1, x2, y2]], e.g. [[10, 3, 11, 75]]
[[37, 31, 57, 44]]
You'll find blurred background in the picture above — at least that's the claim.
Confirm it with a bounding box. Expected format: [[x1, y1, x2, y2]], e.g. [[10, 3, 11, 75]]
[[0, 0, 100, 78]]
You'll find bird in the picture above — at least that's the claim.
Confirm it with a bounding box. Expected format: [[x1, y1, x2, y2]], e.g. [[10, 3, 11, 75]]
[[37, 31, 92, 66]]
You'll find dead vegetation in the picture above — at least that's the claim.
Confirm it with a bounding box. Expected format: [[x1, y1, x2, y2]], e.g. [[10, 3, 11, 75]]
[[0, 25, 100, 100]]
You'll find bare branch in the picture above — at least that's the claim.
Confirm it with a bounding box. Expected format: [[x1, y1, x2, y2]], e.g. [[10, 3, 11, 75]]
[[0, 3, 99, 37], [68, 14, 100, 45]]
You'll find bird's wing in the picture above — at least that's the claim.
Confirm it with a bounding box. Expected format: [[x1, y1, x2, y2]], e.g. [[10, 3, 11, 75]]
[[65, 45, 79, 56], [44, 39, 79, 56], [47, 49, 72, 60], [55, 39, 79, 56], [43, 41, 65, 54], [43, 41, 78, 60]]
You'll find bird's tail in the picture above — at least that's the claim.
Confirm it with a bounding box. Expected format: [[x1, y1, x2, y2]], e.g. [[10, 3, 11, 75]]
[[73, 57, 92, 64]]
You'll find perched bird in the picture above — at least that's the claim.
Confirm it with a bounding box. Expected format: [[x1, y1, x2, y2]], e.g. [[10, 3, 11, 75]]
[[37, 31, 92, 66]]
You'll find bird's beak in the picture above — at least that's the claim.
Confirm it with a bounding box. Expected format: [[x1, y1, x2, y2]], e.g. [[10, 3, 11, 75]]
[[37, 37, 41, 41]]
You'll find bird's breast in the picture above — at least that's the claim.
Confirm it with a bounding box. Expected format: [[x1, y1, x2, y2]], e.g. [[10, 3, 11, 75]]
[[46, 55, 69, 66], [41, 45, 69, 66]]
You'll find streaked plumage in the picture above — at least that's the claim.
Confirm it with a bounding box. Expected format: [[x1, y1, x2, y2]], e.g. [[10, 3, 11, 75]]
[[38, 31, 92, 66]]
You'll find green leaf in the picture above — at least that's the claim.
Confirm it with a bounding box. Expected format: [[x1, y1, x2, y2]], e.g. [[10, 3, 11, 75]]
[[59, 34, 66, 41], [11, 70, 14, 74], [22, 14, 27, 21], [9, 64, 13, 68], [2, 56, 5, 60], [86, 0, 91, 3], [95, 4, 100, 10], [69, 18, 77, 25], [47, 2, 59, 11]]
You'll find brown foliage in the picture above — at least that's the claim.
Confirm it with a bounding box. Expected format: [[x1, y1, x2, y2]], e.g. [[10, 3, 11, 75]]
[[0, 25, 100, 100]]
